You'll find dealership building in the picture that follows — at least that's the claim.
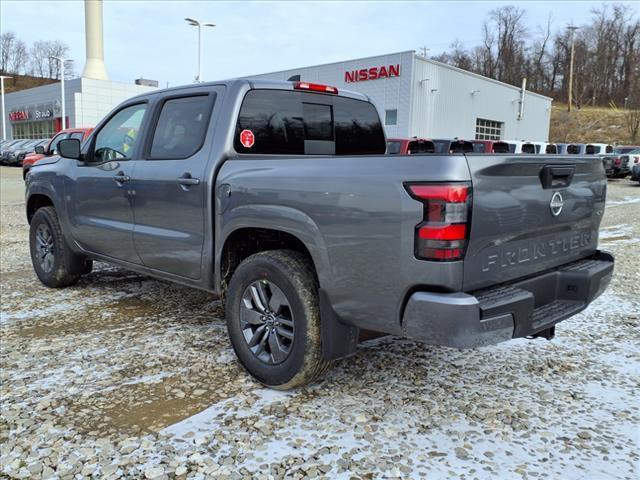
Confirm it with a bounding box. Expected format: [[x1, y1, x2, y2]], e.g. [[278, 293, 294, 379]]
[[3, 78, 156, 139], [2, 1, 552, 144], [247, 50, 553, 141]]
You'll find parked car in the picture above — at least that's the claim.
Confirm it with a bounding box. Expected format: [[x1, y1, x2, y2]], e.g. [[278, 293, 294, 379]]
[[25, 79, 613, 389], [387, 137, 435, 154], [470, 140, 510, 153], [9, 140, 48, 167], [432, 138, 474, 153], [1, 139, 34, 165], [22, 128, 93, 179]]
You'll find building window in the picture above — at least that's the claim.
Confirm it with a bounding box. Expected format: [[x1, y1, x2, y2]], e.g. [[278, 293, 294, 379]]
[[11, 120, 57, 139], [475, 118, 503, 140], [385, 109, 398, 126]]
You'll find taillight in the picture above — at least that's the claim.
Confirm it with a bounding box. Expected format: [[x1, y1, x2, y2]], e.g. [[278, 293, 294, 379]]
[[294, 81, 338, 94], [405, 183, 471, 261]]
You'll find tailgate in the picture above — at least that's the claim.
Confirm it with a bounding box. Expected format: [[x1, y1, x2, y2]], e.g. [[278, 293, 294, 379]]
[[463, 155, 607, 291]]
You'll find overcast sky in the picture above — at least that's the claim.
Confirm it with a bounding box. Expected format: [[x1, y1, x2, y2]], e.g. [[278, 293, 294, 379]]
[[2, 1, 638, 87]]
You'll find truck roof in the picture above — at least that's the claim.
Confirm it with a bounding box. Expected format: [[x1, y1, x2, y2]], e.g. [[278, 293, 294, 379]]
[[126, 78, 371, 103]]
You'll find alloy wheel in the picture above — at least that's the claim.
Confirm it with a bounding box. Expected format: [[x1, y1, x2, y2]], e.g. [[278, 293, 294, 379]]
[[240, 280, 295, 364], [35, 223, 55, 273]]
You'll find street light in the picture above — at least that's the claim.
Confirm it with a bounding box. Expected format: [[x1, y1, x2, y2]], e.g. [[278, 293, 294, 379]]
[[0, 75, 12, 141], [185, 17, 215, 83], [51, 56, 73, 130]]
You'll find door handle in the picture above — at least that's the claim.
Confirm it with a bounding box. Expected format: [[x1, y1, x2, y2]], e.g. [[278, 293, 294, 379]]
[[113, 172, 130, 183], [177, 173, 200, 186]]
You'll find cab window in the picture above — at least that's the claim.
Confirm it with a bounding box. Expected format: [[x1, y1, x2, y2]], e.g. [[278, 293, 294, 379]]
[[93, 103, 147, 162], [149, 95, 213, 159]]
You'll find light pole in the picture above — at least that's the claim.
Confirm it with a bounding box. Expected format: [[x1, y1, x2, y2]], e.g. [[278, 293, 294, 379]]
[[51, 57, 73, 130], [185, 17, 215, 83], [567, 25, 579, 112], [0, 75, 12, 141]]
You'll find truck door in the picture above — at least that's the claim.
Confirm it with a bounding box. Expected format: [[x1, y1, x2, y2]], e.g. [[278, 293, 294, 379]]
[[131, 89, 219, 279], [65, 102, 148, 263]]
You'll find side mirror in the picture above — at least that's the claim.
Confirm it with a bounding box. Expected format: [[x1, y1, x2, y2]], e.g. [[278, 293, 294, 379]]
[[58, 138, 82, 160], [35, 145, 45, 155]]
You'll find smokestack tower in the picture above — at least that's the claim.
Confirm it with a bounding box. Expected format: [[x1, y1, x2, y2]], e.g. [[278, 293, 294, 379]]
[[82, 0, 109, 80]]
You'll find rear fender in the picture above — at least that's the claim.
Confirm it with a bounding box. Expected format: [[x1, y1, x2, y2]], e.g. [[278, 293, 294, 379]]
[[218, 204, 358, 360]]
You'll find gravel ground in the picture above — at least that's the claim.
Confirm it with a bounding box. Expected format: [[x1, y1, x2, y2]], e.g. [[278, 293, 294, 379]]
[[1, 166, 638, 479]]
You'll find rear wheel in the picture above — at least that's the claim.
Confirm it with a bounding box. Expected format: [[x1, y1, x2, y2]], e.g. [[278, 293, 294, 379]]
[[29, 207, 88, 288], [225, 250, 331, 389]]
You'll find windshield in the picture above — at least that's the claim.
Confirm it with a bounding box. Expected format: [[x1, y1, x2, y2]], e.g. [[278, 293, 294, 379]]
[[407, 140, 435, 154]]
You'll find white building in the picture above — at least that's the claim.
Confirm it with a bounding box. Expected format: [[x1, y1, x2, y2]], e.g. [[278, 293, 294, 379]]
[[3, 78, 155, 139], [247, 50, 553, 141]]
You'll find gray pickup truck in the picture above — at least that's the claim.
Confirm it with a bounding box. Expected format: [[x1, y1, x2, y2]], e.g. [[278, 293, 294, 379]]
[[25, 79, 614, 389]]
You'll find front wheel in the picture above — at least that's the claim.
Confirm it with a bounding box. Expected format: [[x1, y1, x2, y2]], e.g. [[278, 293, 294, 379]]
[[225, 250, 331, 389], [29, 207, 88, 288]]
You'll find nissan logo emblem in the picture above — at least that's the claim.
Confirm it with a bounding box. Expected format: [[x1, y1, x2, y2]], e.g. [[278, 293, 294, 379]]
[[550, 192, 564, 216]]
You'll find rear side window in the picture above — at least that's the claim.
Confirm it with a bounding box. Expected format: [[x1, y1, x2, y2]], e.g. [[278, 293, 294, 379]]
[[605, 145, 613, 153], [234, 90, 385, 155], [522, 143, 536, 154], [546, 144, 557, 154], [150, 95, 213, 159]]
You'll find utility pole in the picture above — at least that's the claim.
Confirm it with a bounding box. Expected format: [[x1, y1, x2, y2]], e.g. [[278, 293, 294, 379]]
[[567, 25, 579, 112], [418, 46, 430, 58], [0, 75, 12, 140]]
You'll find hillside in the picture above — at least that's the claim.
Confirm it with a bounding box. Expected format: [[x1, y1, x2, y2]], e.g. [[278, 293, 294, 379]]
[[550, 104, 633, 145], [0, 73, 58, 94]]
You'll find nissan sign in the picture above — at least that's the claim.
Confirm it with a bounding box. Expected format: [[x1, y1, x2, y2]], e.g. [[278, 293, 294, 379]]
[[345, 64, 400, 83]]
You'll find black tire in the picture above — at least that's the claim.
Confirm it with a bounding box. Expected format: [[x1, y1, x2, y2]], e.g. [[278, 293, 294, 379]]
[[225, 250, 331, 389], [29, 206, 87, 288]]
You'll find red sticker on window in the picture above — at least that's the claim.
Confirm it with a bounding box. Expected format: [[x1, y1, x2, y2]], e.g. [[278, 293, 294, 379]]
[[240, 129, 255, 148]]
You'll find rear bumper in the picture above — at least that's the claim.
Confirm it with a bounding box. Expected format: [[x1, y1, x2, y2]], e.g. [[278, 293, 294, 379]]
[[402, 251, 614, 349]]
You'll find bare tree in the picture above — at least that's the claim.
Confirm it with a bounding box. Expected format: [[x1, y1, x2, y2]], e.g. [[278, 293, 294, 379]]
[[29, 39, 71, 79], [433, 2, 639, 106], [1, 32, 29, 74], [0, 31, 16, 72]]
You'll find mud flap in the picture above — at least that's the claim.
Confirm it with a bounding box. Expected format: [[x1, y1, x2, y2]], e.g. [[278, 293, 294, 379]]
[[319, 289, 359, 361]]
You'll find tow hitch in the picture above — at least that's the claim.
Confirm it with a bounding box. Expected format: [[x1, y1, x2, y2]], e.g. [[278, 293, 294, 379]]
[[527, 326, 556, 341]]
